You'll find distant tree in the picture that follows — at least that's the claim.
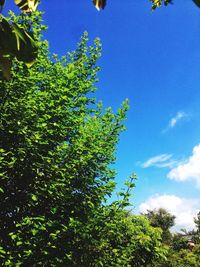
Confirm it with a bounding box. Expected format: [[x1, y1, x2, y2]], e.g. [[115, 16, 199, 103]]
[[178, 212, 200, 245], [151, 212, 200, 267], [194, 212, 200, 233], [143, 208, 175, 244], [172, 233, 188, 251], [149, 244, 200, 267], [189, 212, 200, 244]]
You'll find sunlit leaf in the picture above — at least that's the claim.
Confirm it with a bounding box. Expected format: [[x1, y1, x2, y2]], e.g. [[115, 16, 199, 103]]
[[0, 187, 4, 193], [31, 194, 38, 201], [92, 0, 106, 11], [14, 0, 39, 13]]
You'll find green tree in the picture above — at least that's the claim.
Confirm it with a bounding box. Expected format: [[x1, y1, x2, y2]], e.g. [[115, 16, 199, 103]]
[[151, 246, 200, 267], [143, 208, 175, 244], [194, 212, 200, 233], [172, 233, 188, 251], [178, 212, 200, 245], [149, 212, 200, 267], [0, 12, 166, 266], [189, 212, 200, 244]]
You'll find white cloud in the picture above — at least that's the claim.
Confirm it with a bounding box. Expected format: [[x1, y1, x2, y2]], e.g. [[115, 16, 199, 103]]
[[162, 111, 187, 133], [169, 112, 186, 128], [141, 154, 177, 168], [139, 194, 200, 231], [168, 144, 200, 189]]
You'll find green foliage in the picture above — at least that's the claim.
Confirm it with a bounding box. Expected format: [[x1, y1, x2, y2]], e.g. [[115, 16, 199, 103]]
[[172, 233, 188, 251], [156, 246, 200, 267], [0, 15, 38, 60], [186, 212, 200, 245], [143, 208, 175, 244], [0, 1, 39, 79], [0, 12, 166, 266], [149, 216, 200, 267]]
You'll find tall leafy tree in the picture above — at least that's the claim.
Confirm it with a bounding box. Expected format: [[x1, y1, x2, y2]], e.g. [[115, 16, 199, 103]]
[[0, 12, 165, 266]]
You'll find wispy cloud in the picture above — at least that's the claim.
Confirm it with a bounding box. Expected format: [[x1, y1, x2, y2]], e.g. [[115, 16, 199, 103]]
[[168, 144, 200, 189], [163, 111, 187, 133], [139, 194, 200, 231], [141, 154, 176, 168], [169, 111, 186, 128]]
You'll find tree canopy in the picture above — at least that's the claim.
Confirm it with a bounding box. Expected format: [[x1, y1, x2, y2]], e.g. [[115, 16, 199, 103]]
[[0, 12, 166, 266], [143, 208, 175, 244]]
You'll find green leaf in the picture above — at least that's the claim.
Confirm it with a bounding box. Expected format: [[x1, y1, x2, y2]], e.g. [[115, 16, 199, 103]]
[[0, 187, 4, 193], [11, 22, 38, 64], [0, 247, 6, 255], [0, 16, 38, 78], [31, 194, 38, 202], [12, 23, 27, 51]]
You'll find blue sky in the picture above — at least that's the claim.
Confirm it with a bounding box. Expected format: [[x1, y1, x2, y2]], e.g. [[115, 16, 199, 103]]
[[6, 0, 200, 230]]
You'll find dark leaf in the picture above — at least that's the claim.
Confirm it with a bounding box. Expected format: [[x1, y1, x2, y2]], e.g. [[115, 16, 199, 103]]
[[0, 16, 38, 78], [0, 0, 6, 12], [92, 0, 106, 11], [192, 0, 200, 7], [0, 51, 11, 80], [12, 22, 38, 64], [0, 17, 38, 62]]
